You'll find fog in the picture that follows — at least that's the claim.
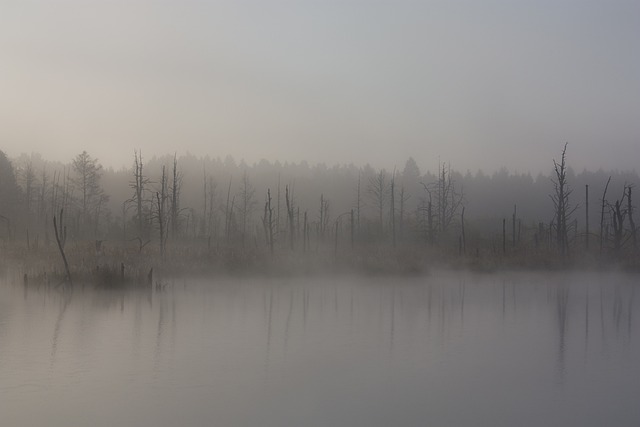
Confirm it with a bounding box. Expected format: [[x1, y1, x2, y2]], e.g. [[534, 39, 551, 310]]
[[2, 2, 640, 425], [2, 1, 640, 173]]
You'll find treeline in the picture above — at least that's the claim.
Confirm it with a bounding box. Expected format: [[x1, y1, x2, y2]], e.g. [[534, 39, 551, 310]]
[[1, 147, 639, 273]]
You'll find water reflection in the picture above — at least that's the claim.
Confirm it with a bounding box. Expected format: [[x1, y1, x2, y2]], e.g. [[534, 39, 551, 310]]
[[556, 284, 569, 381], [2, 272, 639, 427], [50, 288, 72, 367]]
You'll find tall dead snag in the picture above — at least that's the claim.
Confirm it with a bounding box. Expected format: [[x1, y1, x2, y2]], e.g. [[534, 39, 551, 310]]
[[155, 166, 169, 258], [611, 198, 625, 253], [318, 194, 330, 240], [390, 169, 396, 248], [202, 166, 207, 236], [368, 170, 389, 235], [350, 209, 355, 250], [224, 176, 233, 244], [285, 185, 295, 251], [130, 150, 148, 239], [261, 189, 274, 254], [421, 163, 463, 244], [355, 170, 362, 236], [398, 185, 409, 243], [627, 186, 637, 250], [53, 209, 72, 286], [460, 206, 466, 255], [303, 211, 308, 252], [512, 205, 517, 249], [238, 171, 257, 249], [585, 184, 589, 249], [550, 143, 576, 257], [170, 154, 182, 239], [418, 184, 435, 245], [608, 184, 635, 254], [599, 176, 612, 253]]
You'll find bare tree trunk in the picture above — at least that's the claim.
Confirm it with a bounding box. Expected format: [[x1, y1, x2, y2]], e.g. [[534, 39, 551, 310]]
[[600, 176, 611, 253], [512, 205, 517, 249], [356, 171, 361, 235], [276, 174, 281, 238], [303, 210, 308, 253], [461, 206, 466, 255], [170, 154, 181, 239], [53, 209, 72, 286], [612, 200, 624, 253], [428, 199, 433, 245], [133, 151, 146, 238], [350, 209, 355, 250], [399, 186, 408, 243], [156, 166, 168, 259], [551, 143, 574, 257], [225, 176, 232, 244], [203, 166, 207, 236], [334, 220, 339, 259], [261, 189, 274, 254], [390, 169, 396, 248], [627, 186, 636, 250], [585, 184, 589, 250], [285, 185, 295, 251]]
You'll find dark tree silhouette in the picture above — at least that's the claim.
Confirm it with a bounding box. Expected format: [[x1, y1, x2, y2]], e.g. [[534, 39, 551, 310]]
[[550, 144, 576, 256], [71, 151, 106, 237]]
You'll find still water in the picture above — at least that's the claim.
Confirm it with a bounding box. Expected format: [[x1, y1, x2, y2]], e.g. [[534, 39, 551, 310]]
[[1, 271, 639, 426]]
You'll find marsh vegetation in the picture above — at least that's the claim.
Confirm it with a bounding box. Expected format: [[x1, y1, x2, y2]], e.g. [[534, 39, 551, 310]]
[[0, 146, 638, 286]]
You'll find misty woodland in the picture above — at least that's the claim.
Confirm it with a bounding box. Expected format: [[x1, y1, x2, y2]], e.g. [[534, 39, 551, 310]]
[[1, 145, 638, 286]]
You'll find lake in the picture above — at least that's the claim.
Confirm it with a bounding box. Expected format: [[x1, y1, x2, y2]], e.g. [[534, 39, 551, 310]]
[[1, 271, 638, 426]]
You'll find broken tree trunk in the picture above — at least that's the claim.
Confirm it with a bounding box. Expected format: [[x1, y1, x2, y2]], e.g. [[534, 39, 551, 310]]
[[53, 209, 72, 286]]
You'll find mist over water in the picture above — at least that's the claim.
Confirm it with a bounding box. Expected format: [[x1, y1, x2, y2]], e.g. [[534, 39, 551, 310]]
[[1, 271, 638, 427]]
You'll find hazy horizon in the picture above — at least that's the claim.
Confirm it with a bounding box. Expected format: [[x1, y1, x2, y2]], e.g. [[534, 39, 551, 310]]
[[2, 1, 639, 174]]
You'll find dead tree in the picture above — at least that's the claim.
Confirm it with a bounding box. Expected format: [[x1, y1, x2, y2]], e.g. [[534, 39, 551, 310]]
[[237, 171, 257, 249], [224, 176, 233, 244], [461, 206, 466, 255], [261, 189, 274, 254], [608, 185, 635, 253], [356, 170, 362, 235], [599, 176, 612, 253], [368, 170, 389, 235], [53, 209, 72, 286], [512, 205, 517, 249], [285, 185, 295, 251], [550, 143, 576, 256], [130, 150, 149, 239], [390, 169, 396, 247], [610, 198, 625, 253], [398, 185, 409, 243], [422, 163, 464, 242], [350, 209, 355, 249], [627, 186, 637, 250], [419, 165, 463, 245], [418, 184, 434, 245], [155, 166, 169, 258], [319, 194, 330, 239], [170, 154, 183, 239], [303, 210, 308, 252], [585, 184, 589, 249]]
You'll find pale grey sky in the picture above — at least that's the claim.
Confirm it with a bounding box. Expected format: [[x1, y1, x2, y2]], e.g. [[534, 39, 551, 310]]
[[1, 0, 639, 173]]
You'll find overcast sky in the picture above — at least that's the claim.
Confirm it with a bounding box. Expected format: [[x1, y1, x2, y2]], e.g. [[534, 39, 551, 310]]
[[1, 0, 639, 173]]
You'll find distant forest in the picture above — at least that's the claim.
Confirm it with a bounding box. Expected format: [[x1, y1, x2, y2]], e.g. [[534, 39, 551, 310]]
[[1, 146, 638, 277]]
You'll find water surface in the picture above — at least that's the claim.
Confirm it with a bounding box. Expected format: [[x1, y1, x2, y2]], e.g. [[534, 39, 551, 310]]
[[1, 271, 638, 426]]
